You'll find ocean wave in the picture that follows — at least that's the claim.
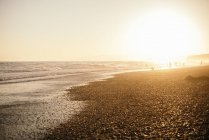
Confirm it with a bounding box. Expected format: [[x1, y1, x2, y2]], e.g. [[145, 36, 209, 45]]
[[0, 72, 83, 84]]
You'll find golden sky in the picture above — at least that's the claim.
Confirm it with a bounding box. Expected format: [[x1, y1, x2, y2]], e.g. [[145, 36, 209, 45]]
[[0, 0, 209, 61]]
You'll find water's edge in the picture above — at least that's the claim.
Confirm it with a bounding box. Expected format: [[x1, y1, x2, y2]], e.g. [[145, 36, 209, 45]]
[[0, 64, 146, 139]]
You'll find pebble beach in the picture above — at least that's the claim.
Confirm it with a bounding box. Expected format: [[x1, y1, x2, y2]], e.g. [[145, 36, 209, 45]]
[[44, 65, 209, 139]]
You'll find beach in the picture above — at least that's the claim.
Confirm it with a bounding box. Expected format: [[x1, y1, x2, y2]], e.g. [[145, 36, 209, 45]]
[[45, 65, 209, 139], [0, 62, 147, 139], [1, 0, 209, 139]]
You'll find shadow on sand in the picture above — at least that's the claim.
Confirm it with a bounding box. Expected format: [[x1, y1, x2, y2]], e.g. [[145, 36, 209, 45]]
[[185, 75, 209, 82]]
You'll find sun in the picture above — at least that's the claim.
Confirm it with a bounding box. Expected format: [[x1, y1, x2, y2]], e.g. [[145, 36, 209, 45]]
[[121, 8, 202, 63]]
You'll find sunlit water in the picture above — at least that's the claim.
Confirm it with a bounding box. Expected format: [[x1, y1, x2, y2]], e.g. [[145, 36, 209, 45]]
[[0, 61, 149, 139]]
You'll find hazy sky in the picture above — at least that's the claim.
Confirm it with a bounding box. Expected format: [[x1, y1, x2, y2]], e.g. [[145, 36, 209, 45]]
[[0, 0, 209, 61]]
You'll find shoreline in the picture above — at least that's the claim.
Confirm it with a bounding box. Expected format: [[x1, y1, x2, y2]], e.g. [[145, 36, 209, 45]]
[[45, 65, 209, 139], [0, 66, 149, 139]]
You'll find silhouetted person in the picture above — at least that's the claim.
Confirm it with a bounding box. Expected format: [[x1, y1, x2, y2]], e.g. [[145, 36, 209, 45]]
[[169, 62, 172, 68]]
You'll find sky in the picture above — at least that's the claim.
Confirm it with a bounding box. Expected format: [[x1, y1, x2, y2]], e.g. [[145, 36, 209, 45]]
[[0, 0, 209, 61]]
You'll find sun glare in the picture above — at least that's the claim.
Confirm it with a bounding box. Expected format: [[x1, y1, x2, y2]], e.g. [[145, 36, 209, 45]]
[[122, 8, 202, 63]]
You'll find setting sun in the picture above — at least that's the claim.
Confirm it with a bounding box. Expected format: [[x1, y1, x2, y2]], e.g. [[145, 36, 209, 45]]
[[1, 0, 209, 139], [121, 7, 203, 63]]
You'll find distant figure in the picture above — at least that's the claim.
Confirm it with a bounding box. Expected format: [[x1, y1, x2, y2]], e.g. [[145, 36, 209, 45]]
[[145, 64, 148, 68], [151, 67, 154, 71], [174, 62, 177, 67], [169, 62, 172, 68]]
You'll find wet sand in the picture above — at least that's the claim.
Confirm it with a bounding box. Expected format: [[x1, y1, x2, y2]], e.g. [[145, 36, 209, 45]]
[[45, 66, 209, 139]]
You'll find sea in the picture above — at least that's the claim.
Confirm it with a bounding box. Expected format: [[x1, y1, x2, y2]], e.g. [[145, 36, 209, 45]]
[[0, 61, 150, 139]]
